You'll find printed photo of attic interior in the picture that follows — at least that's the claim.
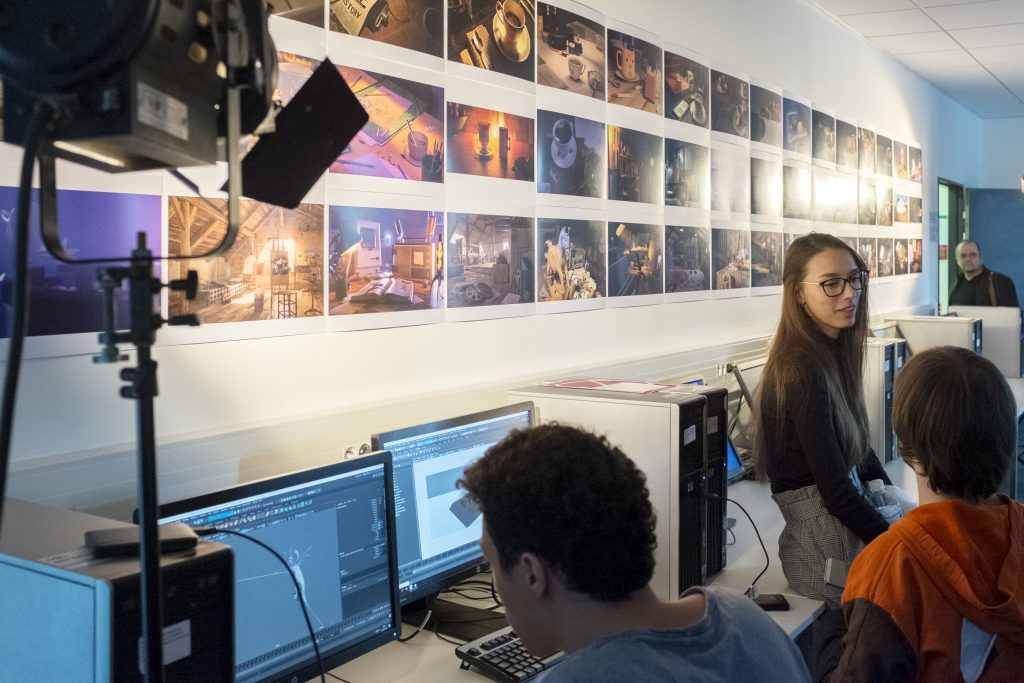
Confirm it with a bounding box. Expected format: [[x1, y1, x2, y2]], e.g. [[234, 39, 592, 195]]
[[447, 213, 535, 307], [167, 198, 324, 323]]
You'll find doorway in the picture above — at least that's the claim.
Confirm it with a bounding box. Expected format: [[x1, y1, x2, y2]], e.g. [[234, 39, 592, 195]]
[[937, 179, 965, 314]]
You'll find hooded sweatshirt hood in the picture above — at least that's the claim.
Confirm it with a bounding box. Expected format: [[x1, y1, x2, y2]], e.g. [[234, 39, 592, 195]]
[[893, 496, 1024, 645]]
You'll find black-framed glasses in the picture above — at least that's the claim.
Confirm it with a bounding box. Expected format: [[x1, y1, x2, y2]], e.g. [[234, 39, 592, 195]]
[[800, 270, 867, 297]]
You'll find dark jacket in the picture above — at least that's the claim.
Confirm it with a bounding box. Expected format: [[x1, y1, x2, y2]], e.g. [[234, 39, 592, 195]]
[[949, 266, 1019, 307]]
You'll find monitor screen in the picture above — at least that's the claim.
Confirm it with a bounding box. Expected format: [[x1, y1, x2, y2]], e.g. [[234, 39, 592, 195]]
[[157, 452, 400, 683], [726, 439, 747, 483], [370, 402, 534, 605]]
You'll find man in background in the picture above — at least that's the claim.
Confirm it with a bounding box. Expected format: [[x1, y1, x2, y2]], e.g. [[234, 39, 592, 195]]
[[459, 423, 810, 682], [950, 240, 1019, 307]]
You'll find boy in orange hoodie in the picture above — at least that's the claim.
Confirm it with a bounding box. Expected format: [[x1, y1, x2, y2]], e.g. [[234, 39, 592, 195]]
[[818, 346, 1024, 682]]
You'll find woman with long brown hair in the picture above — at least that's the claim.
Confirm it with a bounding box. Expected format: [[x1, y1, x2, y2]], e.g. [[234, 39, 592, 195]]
[[754, 233, 891, 605]]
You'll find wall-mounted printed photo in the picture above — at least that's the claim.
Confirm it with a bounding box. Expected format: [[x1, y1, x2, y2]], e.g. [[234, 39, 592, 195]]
[[749, 85, 782, 147], [783, 164, 812, 220], [839, 235, 858, 252], [893, 141, 909, 181], [168, 197, 323, 323], [537, 218, 606, 301], [277, 52, 322, 106], [665, 139, 709, 209], [0, 187, 160, 338], [712, 227, 751, 290], [751, 155, 783, 218], [331, 65, 444, 183], [909, 196, 922, 223], [877, 184, 893, 227], [330, 0, 444, 58], [812, 110, 836, 164], [710, 70, 749, 140], [782, 98, 811, 156], [447, 103, 535, 181], [666, 225, 710, 293], [835, 120, 857, 172], [447, 213, 535, 307], [607, 30, 663, 115], [751, 230, 783, 287], [859, 238, 877, 279], [858, 179, 877, 225], [536, 2, 605, 100], [909, 238, 922, 273], [877, 238, 894, 277], [269, 0, 324, 27], [894, 239, 909, 276], [858, 127, 876, 176], [608, 125, 663, 204], [328, 206, 444, 314], [665, 52, 709, 127], [537, 109, 604, 198], [608, 222, 664, 297], [909, 146, 922, 182], [711, 145, 750, 214], [813, 169, 857, 225], [876, 134, 893, 178], [894, 193, 909, 223], [449, 0, 536, 82]]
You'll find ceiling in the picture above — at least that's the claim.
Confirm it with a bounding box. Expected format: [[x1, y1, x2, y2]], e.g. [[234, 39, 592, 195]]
[[811, 0, 1024, 119]]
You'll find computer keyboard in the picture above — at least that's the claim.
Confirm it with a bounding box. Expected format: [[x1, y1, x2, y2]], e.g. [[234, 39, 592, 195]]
[[456, 625, 563, 682]]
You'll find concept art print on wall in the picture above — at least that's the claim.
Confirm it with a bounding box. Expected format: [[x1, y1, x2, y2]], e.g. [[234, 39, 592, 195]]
[[0, 187, 160, 338], [328, 205, 444, 314]]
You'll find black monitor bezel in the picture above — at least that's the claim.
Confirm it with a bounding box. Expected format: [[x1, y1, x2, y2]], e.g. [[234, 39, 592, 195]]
[[154, 451, 402, 683], [370, 401, 534, 606]]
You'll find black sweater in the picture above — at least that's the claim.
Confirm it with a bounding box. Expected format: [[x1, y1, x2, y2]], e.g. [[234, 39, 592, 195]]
[[763, 355, 891, 545]]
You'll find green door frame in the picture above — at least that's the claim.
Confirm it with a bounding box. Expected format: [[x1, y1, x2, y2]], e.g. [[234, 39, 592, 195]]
[[937, 178, 965, 314]]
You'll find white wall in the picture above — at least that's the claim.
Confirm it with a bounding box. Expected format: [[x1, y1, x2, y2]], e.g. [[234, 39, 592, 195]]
[[3, 0, 984, 496], [978, 117, 1024, 189]]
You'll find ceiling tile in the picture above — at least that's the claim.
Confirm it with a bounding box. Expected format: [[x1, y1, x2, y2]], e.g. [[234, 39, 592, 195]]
[[842, 9, 940, 36], [971, 44, 1024, 64], [908, 61, 992, 83], [925, 0, 1024, 31], [899, 49, 980, 69], [950, 22, 1024, 48], [986, 61, 1024, 86], [813, 0, 915, 16], [872, 31, 961, 53]]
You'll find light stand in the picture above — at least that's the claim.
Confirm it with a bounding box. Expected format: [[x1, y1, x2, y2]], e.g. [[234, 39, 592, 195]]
[[93, 237, 200, 682]]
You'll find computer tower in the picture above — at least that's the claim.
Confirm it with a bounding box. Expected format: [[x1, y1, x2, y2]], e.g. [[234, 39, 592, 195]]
[[0, 499, 234, 682], [666, 384, 729, 579], [508, 383, 711, 600], [864, 338, 905, 463], [949, 305, 1021, 377], [884, 315, 982, 356]]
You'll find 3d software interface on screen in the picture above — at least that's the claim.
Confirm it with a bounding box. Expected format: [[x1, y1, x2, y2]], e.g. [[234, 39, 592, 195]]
[[160, 464, 393, 682], [382, 411, 531, 599]]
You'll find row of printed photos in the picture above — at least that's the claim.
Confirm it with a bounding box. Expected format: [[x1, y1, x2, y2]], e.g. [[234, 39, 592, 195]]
[[0, 181, 921, 356], [266, 0, 924, 183], [278, 50, 920, 226]]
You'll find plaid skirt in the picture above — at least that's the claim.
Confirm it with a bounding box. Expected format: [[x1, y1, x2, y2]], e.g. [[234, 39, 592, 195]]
[[771, 484, 865, 606]]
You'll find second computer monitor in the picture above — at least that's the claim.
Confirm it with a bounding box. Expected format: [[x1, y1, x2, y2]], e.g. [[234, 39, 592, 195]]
[[157, 452, 400, 683], [370, 402, 534, 606]]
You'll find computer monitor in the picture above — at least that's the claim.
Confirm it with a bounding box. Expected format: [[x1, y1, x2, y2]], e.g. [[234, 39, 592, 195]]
[[370, 402, 534, 636], [726, 438, 748, 483], [157, 452, 400, 683]]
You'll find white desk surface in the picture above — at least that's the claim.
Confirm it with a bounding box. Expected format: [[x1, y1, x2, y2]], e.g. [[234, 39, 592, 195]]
[[324, 459, 919, 683]]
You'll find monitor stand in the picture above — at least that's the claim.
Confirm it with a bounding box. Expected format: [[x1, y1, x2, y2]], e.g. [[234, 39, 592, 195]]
[[402, 595, 508, 642]]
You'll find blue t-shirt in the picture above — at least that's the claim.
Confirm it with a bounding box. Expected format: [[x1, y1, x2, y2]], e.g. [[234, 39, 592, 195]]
[[536, 586, 810, 682]]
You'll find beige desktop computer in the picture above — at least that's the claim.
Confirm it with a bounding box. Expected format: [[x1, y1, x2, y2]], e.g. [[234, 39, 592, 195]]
[[508, 383, 727, 602], [883, 315, 982, 356], [864, 337, 907, 464]]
